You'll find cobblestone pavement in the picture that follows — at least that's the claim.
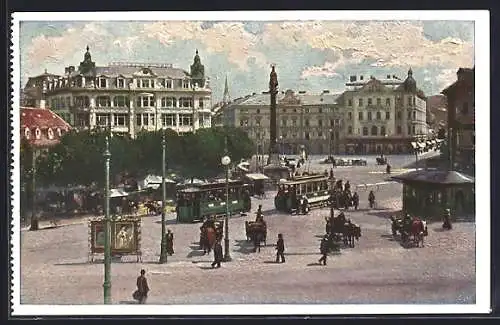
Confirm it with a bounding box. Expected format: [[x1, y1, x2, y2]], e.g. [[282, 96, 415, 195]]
[[20, 154, 475, 305]]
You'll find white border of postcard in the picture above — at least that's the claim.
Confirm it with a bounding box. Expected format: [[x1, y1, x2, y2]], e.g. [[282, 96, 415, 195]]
[[11, 10, 490, 315]]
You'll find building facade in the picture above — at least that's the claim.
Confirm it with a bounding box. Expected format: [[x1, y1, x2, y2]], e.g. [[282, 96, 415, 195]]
[[22, 70, 61, 108], [336, 69, 428, 154], [39, 46, 212, 137], [442, 67, 475, 173], [224, 89, 342, 155]]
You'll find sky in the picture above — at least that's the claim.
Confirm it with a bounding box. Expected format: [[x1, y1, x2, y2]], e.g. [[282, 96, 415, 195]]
[[19, 20, 474, 103]]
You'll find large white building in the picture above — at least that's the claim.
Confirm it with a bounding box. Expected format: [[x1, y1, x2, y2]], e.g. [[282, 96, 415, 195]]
[[223, 69, 427, 155], [39, 46, 212, 137]]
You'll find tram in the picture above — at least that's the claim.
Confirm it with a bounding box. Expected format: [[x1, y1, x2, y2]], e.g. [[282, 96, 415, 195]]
[[274, 174, 331, 214], [176, 180, 252, 223]]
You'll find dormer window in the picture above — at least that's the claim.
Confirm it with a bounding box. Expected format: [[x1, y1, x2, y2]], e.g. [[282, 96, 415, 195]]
[[47, 128, 54, 140], [98, 77, 107, 88], [57, 128, 62, 137], [141, 79, 151, 88], [35, 128, 41, 140], [24, 128, 31, 139], [165, 79, 173, 89], [183, 79, 190, 89], [117, 78, 125, 88]]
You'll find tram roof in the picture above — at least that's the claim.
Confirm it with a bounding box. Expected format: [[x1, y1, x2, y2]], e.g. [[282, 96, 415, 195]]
[[279, 174, 329, 185], [178, 179, 249, 192]]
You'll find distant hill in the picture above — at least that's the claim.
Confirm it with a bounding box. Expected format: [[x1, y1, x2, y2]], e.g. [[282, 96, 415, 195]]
[[426, 94, 448, 130]]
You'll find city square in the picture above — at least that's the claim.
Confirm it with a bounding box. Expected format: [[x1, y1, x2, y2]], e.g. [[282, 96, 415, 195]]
[[12, 14, 485, 314], [20, 155, 476, 305]]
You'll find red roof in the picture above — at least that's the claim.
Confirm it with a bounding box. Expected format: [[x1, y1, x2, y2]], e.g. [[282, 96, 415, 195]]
[[20, 107, 72, 148]]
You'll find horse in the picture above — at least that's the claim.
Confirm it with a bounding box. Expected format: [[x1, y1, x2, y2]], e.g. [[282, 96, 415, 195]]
[[343, 221, 361, 248], [409, 219, 428, 248]]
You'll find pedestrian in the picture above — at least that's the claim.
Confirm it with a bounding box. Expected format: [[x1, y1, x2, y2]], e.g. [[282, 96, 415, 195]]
[[368, 190, 375, 209], [318, 235, 329, 265], [166, 229, 174, 255], [212, 239, 223, 268], [386, 163, 391, 174], [133, 269, 149, 304], [352, 192, 359, 210], [275, 233, 285, 263], [442, 208, 452, 230]]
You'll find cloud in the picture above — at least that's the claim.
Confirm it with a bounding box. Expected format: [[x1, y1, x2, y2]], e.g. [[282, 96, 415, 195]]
[[435, 68, 459, 91]]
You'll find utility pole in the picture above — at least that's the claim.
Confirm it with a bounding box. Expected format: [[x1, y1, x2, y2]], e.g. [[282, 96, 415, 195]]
[[103, 135, 112, 304], [159, 132, 168, 263]]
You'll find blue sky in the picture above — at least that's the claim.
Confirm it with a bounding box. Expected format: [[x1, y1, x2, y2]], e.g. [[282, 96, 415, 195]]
[[20, 20, 474, 102]]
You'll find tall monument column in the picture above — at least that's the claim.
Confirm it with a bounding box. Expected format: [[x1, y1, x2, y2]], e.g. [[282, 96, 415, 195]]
[[268, 65, 279, 164], [263, 65, 290, 181]]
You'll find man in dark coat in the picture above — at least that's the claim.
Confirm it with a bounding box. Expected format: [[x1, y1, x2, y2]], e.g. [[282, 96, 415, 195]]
[[166, 229, 174, 255], [275, 233, 285, 263], [368, 190, 375, 208], [135, 269, 149, 304], [212, 239, 223, 268], [442, 208, 452, 230], [318, 235, 329, 265], [352, 192, 359, 210]]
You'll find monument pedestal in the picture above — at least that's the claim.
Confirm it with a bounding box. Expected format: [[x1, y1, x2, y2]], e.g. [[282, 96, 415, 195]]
[[263, 153, 290, 183]]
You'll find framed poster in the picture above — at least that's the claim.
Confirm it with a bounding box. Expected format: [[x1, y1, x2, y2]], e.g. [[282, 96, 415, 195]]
[[112, 221, 137, 253], [90, 221, 105, 253]]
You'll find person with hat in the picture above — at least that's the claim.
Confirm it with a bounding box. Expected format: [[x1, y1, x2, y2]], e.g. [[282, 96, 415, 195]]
[[133, 269, 149, 304], [166, 229, 174, 255], [442, 208, 452, 230], [275, 233, 285, 263], [318, 235, 329, 266], [255, 204, 264, 223]]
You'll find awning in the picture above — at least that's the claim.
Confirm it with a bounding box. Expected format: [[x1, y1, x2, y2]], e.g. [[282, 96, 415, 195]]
[[417, 142, 426, 149], [245, 173, 270, 181], [110, 188, 129, 198], [411, 142, 417, 149]]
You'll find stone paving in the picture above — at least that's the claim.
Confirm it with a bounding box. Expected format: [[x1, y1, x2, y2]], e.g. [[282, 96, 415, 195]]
[[19, 153, 475, 305]]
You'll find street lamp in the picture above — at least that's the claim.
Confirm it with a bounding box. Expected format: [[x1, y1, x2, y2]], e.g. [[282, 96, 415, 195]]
[[329, 128, 333, 157], [159, 132, 168, 264], [221, 137, 232, 262], [279, 135, 283, 157], [103, 135, 112, 304]]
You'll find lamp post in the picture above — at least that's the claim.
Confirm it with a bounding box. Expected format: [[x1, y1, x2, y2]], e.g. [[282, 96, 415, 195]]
[[103, 135, 112, 304], [221, 137, 232, 262], [159, 132, 168, 264], [329, 128, 333, 157], [279, 135, 283, 157], [30, 147, 38, 231], [192, 83, 197, 134]]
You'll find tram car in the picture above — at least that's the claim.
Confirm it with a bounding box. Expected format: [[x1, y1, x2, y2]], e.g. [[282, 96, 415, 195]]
[[274, 174, 331, 214], [176, 180, 252, 223]]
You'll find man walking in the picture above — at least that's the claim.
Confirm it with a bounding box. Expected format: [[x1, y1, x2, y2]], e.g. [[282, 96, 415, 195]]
[[166, 229, 174, 255], [134, 269, 149, 304], [275, 233, 285, 263], [212, 239, 223, 268], [318, 235, 329, 265]]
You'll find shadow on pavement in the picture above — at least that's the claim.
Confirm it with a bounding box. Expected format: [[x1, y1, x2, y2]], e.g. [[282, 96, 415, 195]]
[[263, 260, 279, 264], [433, 227, 448, 233], [199, 266, 216, 270], [119, 300, 138, 304], [187, 250, 206, 258], [234, 240, 258, 254], [154, 219, 180, 225], [380, 234, 399, 242], [284, 252, 318, 256], [191, 260, 213, 264], [306, 262, 323, 266], [367, 210, 397, 220], [54, 261, 91, 266]]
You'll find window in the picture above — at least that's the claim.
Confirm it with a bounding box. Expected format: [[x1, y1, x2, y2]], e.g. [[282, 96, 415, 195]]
[[73, 96, 90, 108], [137, 96, 155, 108], [461, 102, 469, 115], [386, 98, 391, 106], [318, 119, 323, 127], [348, 99, 353, 106], [408, 111, 412, 120], [412, 111, 416, 120], [161, 114, 176, 127], [335, 119, 340, 126], [282, 108, 287, 113], [348, 126, 353, 134], [256, 109, 260, 114], [304, 119, 309, 127], [114, 114, 127, 126], [161, 97, 177, 108], [386, 111, 390, 120], [358, 98, 363, 107], [397, 111, 402, 120], [180, 114, 193, 126], [96, 114, 110, 126], [377, 98, 381, 106], [412, 125, 416, 134], [358, 112, 363, 120], [98, 77, 107, 88], [362, 127, 368, 136], [305, 132, 310, 140], [165, 79, 173, 89], [318, 131, 323, 138], [407, 125, 411, 135], [137, 79, 151, 88], [97, 96, 111, 107], [143, 114, 150, 126], [397, 126, 402, 134], [376, 111, 381, 120], [66, 97, 71, 108], [319, 107, 323, 114], [255, 118, 261, 126], [371, 126, 378, 136], [183, 80, 190, 89], [117, 78, 125, 88], [292, 119, 297, 126], [408, 96, 413, 106], [240, 119, 248, 127], [113, 96, 129, 107], [304, 108, 309, 113], [368, 98, 372, 105], [368, 112, 372, 121], [198, 99, 204, 108], [136, 114, 142, 126], [282, 133, 287, 138], [348, 112, 352, 120], [380, 126, 386, 136], [179, 97, 193, 108]]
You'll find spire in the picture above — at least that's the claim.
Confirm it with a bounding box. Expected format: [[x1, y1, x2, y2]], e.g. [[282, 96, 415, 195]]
[[408, 67, 413, 77], [223, 75, 230, 105], [86, 45, 90, 52]]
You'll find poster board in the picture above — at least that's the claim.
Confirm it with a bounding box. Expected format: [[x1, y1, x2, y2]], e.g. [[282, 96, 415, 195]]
[[88, 215, 142, 262]]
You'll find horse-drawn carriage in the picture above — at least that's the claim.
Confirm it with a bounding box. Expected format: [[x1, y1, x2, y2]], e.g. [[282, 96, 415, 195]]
[[390, 215, 428, 247], [325, 213, 362, 248], [376, 156, 388, 165], [245, 220, 267, 247]]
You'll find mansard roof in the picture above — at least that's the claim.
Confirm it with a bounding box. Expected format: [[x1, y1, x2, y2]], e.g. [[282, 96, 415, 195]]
[[68, 64, 190, 79]]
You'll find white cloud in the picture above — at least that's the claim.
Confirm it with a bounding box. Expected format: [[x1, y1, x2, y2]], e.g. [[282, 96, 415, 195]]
[[435, 68, 458, 91]]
